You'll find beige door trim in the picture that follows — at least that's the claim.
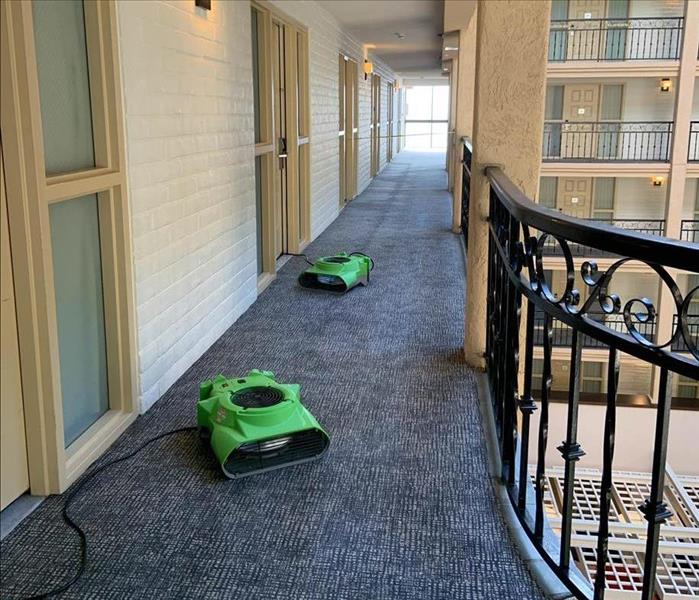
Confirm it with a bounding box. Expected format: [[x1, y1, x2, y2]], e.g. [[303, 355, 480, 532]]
[[1, 0, 138, 494], [1, 141, 31, 510]]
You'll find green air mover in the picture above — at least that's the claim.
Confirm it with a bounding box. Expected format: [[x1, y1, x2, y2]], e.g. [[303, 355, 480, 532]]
[[298, 251, 374, 293], [197, 370, 329, 479]]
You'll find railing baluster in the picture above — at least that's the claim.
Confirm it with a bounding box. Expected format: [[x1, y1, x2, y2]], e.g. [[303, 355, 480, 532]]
[[558, 329, 585, 572], [639, 368, 674, 600], [593, 347, 620, 600], [518, 299, 537, 512], [534, 312, 552, 542]]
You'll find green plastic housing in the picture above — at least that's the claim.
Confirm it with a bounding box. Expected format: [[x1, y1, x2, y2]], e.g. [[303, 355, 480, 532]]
[[298, 252, 372, 293], [197, 370, 329, 479]]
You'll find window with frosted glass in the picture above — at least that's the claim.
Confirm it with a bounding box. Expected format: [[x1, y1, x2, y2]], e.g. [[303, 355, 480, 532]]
[[593, 178, 615, 220], [33, 0, 96, 175], [582, 362, 603, 394], [539, 178, 557, 209], [50, 195, 109, 447]]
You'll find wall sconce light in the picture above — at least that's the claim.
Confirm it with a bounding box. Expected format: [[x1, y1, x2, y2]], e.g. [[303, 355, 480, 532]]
[[652, 176, 664, 187], [363, 59, 373, 81], [659, 78, 671, 92], [195, 0, 211, 9]]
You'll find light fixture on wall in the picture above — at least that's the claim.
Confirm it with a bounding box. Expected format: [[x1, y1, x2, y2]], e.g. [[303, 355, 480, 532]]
[[363, 59, 373, 80], [659, 78, 672, 92], [652, 176, 664, 187]]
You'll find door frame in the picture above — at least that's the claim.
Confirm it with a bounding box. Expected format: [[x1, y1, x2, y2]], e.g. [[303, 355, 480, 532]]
[[386, 81, 394, 163], [1, 0, 138, 494], [339, 53, 358, 207], [252, 1, 310, 288], [370, 73, 381, 178]]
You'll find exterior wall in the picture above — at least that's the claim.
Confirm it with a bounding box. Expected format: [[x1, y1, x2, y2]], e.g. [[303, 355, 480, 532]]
[[614, 178, 668, 219], [530, 402, 699, 475], [621, 78, 676, 121], [118, 0, 398, 411]]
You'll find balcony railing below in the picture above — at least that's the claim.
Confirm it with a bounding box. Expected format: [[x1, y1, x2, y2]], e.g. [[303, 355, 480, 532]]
[[672, 314, 699, 352], [689, 121, 699, 162], [534, 312, 656, 347], [543, 121, 673, 162], [541, 219, 665, 256], [548, 17, 684, 62], [681, 220, 699, 244], [461, 138, 472, 248]]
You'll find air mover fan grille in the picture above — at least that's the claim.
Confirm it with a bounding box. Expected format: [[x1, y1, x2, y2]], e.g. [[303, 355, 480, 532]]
[[231, 386, 285, 408], [322, 256, 351, 263], [225, 429, 329, 476]]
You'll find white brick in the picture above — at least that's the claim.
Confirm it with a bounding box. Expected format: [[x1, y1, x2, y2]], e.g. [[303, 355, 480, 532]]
[[118, 0, 399, 413]]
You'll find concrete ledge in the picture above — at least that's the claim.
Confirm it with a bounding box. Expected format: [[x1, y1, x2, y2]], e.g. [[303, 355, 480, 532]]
[[474, 373, 578, 600]]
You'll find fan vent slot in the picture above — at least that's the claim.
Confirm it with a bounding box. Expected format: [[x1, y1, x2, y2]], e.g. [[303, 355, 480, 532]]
[[231, 387, 285, 408], [225, 430, 329, 476]]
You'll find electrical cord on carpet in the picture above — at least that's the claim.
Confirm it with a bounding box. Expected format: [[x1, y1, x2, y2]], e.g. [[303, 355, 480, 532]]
[[285, 252, 315, 266], [22, 425, 198, 600]]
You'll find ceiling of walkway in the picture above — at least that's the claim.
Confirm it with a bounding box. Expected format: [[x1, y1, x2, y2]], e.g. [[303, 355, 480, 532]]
[[318, 0, 446, 78]]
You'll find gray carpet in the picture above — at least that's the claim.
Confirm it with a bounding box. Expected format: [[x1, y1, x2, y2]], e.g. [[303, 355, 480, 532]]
[[0, 151, 544, 599]]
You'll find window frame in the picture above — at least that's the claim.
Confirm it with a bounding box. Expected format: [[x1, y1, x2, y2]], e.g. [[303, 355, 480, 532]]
[[1, 0, 138, 493]]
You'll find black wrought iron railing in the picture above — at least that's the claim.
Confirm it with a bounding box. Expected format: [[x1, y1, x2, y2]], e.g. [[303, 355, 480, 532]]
[[543, 121, 673, 162], [548, 17, 684, 62], [541, 219, 665, 256], [672, 313, 699, 353], [461, 137, 472, 248], [533, 311, 656, 347], [681, 220, 699, 244], [482, 153, 698, 599], [689, 121, 699, 162]]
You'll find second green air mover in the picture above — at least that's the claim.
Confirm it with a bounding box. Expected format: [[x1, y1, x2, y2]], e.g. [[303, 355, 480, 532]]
[[197, 370, 329, 479], [298, 252, 373, 293]]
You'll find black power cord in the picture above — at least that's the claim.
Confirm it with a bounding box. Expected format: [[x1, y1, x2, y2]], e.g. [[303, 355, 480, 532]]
[[285, 252, 314, 266], [23, 426, 197, 599]]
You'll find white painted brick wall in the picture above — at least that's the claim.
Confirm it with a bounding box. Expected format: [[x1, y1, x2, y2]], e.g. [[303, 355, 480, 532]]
[[118, 0, 400, 412]]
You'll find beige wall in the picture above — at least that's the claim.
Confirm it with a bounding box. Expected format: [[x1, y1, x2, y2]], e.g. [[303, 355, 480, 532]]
[[530, 402, 699, 476]]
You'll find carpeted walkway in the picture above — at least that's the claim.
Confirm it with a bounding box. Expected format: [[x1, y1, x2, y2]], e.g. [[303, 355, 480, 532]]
[[0, 151, 544, 599]]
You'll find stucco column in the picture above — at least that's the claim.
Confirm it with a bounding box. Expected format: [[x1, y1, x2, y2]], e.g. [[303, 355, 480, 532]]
[[451, 16, 477, 234], [651, 0, 699, 400], [464, 0, 550, 368]]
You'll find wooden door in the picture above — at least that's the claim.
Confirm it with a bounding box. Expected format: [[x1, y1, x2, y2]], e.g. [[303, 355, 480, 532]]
[[1, 145, 30, 510], [557, 177, 593, 219], [272, 21, 288, 257], [562, 84, 599, 159], [567, 0, 607, 60]]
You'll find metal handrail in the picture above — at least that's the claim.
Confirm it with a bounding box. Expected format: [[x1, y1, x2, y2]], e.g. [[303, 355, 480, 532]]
[[479, 149, 698, 600], [548, 16, 684, 62], [542, 121, 673, 162]]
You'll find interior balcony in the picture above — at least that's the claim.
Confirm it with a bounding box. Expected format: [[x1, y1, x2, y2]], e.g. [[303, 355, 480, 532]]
[[546, 1, 685, 77]]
